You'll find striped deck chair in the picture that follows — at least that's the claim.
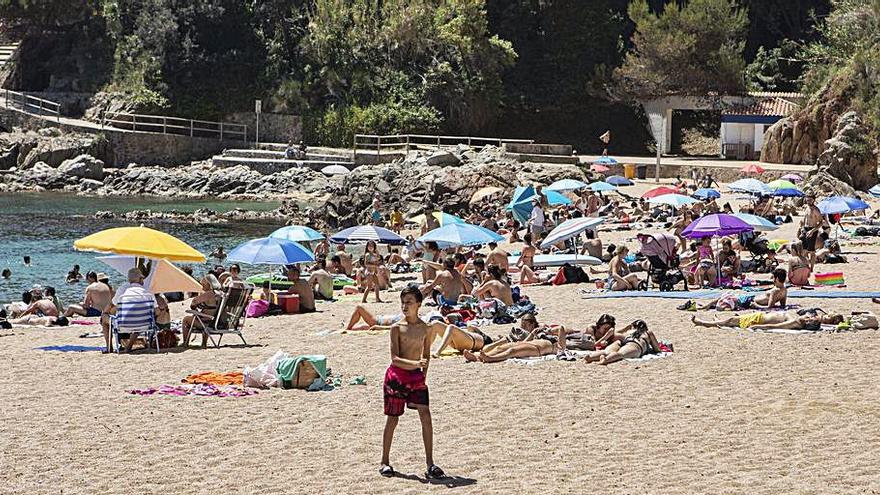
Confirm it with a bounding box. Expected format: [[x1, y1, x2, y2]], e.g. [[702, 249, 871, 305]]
[[185, 284, 253, 348], [110, 294, 158, 353]]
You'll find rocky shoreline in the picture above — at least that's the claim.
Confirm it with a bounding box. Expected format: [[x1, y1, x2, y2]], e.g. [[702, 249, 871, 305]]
[[0, 128, 591, 228]]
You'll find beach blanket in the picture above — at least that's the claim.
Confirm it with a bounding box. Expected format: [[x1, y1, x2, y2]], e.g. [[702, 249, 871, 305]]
[[507, 349, 673, 365], [35, 345, 105, 353], [581, 290, 880, 300], [715, 324, 839, 335], [182, 371, 244, 386], [127, 384, 257, 397]]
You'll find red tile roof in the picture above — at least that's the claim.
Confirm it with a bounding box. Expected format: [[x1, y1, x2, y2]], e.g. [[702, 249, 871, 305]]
[[723, 96, 800, 117]]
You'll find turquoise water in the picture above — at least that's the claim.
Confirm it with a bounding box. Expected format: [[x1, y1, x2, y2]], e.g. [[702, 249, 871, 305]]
[[0, 193, 284, 305]]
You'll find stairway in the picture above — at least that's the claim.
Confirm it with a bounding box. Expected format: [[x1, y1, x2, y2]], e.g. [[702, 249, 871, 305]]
[[0, 42, 19, 70], [211, 144, 356, 175]]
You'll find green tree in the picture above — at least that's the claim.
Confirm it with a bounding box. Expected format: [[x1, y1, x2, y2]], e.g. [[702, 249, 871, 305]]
[[0, 0, 100, 30], [614, 0, 748, 98]]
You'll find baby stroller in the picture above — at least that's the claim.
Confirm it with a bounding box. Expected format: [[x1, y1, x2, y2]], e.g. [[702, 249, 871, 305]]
[[637, 233, 688, 292], [738, 230, 771, 271]]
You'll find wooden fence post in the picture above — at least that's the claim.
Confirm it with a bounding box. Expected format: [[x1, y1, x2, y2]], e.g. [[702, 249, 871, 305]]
[[132, 114, 137, 132], [377, 135, 382, 156], [219, 123, 224, 141], [190, 120, 194, 137], [162, 117, 167, 134]]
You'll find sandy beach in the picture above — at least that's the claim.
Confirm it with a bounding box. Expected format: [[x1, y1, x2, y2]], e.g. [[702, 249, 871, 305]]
[[3, 181, 880, 495]]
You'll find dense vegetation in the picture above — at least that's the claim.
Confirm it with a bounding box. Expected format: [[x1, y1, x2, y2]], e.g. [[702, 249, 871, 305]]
[[0, 0, 839, 152]]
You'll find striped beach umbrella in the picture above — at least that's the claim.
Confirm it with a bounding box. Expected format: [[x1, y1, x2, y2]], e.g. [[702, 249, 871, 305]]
[[329, 226, 407, 245]]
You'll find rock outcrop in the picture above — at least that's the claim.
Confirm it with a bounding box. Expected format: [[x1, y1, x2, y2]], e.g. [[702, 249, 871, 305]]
[[761, 76, 878, 190], [324, 147, 587, 228], [58, 154, 104, 180]]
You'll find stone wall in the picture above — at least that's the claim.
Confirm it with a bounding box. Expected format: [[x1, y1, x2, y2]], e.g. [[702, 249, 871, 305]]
[[224, 112, 301, 143], [0, 108, 243, 166], [502, 143, 572, 155]]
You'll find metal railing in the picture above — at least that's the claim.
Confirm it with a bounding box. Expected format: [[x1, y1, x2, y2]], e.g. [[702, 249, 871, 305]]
[[101, 111, 247, 141], [2, 89, 61, 122], [353, 133, 534, 157]]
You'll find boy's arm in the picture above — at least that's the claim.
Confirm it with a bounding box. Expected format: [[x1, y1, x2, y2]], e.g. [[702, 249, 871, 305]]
[[389, 325, 422, 370], [422, 329, 432, 378]]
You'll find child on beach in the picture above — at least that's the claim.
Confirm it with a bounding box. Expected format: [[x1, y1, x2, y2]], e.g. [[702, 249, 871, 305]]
[[380, 286, 444, 479]]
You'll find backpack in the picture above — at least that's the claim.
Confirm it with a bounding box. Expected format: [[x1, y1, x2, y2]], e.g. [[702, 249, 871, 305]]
[[561, 264, 590, 284]]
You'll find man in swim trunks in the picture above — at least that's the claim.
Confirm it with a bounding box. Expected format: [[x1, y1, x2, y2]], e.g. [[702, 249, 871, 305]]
[[420, 256, 467, 307], [286, 265, 316, 313], [691, 310, 843, 330], [64, 271, 112, 318], [308, 258, 335, 301], [335, 244, 353, 276], [799, 194, 828, 270], [485, 241, 509, 273], [380, 286, 444, 480]]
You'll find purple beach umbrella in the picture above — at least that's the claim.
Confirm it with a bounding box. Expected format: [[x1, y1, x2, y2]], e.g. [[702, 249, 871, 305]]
[[781, 173, 803, 182], [681, 213, 753, 239]]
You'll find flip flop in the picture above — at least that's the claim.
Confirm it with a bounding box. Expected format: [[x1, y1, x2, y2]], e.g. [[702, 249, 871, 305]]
[[425, 464, 445, 479], [379, 464, 394, 477]]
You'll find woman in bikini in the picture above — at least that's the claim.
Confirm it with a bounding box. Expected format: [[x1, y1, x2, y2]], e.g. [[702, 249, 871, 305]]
[[344, 304, 402, 331], [787, 241, 812, 286], [608, 245, 640, 291], [431, 324, 494, 356], [362, 240, 383, 303], [517, 233, 540, 284], [181, 274, 223, 347], [583, 320, 661, 365]]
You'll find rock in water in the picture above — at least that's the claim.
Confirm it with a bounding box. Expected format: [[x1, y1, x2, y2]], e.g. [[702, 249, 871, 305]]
[[58, 154, 104, 180]]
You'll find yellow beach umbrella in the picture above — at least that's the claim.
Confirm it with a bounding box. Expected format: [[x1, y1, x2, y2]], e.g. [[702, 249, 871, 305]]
[[74, 226, 206, 263], [469, 186, 503, 204]]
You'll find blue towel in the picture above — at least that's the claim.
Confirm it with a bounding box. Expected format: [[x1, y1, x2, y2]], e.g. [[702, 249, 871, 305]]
[[35, 345, 105, 352], [583, 290, 880, 300]]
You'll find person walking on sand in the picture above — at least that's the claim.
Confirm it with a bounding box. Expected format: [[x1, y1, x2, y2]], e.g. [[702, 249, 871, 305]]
[[380, 286, 445, 480]]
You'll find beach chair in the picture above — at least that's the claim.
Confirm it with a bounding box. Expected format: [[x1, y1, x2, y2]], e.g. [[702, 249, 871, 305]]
[[109, 294, 159, 353], [185, 284, 253, 348]]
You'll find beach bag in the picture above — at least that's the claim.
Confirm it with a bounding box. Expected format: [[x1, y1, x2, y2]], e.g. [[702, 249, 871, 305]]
[[244, 350, 290, 389], [246, 299, 270, 318], [478, 299, 502, 319], [157, 329, 178, 349], [562, 264, 589, 284], [550, 267, 567, 286], [851, 313, 879, 330]]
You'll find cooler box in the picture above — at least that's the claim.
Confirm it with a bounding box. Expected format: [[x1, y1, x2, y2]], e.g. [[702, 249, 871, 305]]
[[623, 163, 636, 179], [277, 293, 300, 314]]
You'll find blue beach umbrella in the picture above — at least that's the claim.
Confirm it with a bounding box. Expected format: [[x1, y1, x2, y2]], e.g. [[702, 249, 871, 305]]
[[329, 225, 407, 245], [417, 223, 505, 248], [588, 181, 617, 193], [228, 237, 315, 265], [546, 179, 588, 192], [507, 186, 572, 224], [269, 225, 325, 243], [818, 196, 870, 215], [594, 156, 618, 165], [729, 178, 769, 195], [606, 175, 634, 186], [733, 213, 779, 232], [693, 188, 720, 200], [647, 193, 699, 208], [544, 190, 573, 206]]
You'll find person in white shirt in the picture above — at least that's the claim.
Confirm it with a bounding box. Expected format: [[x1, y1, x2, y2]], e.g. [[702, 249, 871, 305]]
[[528, 197, 545, 240], [103, 268, 156, 353]]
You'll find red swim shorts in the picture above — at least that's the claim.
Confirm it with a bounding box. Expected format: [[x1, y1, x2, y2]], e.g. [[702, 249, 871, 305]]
[[383, 365, 429, 416]]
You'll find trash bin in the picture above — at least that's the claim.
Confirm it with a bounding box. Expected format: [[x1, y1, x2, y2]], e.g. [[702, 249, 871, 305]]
[[623, 163, 636, 179], [636, 164, 648, 180]]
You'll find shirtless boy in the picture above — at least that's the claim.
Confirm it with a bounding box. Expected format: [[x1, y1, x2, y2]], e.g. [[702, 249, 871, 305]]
[[380, 287, 445, 479]]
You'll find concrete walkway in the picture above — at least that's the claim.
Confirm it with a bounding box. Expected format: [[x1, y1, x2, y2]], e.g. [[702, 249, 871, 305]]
[[579, 154, 813, 173]]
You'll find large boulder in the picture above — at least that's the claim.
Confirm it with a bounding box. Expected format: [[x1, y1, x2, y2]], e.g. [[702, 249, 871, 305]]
[[58, 154, 104, 180], [814, 112, 877, 190], [18, 133, 110, 169], [425, 150, 461, 167]]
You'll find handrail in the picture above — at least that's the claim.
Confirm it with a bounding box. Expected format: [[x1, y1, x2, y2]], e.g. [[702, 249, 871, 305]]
[[100, 111, 247, 141], [353, 133, 534, 158], [2, 89, 61, 122]]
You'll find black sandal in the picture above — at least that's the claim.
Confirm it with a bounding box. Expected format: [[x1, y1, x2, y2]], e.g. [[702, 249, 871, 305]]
[[379, 464, 394, 477], [425, 464, 445, 479]]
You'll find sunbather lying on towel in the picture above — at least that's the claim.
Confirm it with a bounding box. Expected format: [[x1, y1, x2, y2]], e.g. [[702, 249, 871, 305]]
[[692, 309, 843, 331], [4, 315, 70, 327], [582, 320, 661, 365], [431, 325, 494, 356], [695, 268, 788, 311]]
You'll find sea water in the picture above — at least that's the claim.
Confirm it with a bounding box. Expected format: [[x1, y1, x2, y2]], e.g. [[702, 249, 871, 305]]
[[0, 193, 285, 305]]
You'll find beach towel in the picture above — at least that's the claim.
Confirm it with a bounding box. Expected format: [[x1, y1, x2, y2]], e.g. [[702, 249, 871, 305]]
[[182, 371, 243, 386], [507, 349, 673, 365], [127, 384, 257, 397], [582, 290, 880, 300], [35, 345, 105, 353]]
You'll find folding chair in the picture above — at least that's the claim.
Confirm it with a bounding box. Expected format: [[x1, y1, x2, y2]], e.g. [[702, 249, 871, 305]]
[[110, 295, 159, 353]]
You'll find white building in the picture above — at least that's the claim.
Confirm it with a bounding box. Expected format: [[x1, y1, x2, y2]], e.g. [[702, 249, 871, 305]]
[[720, 92, 802, 160]]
